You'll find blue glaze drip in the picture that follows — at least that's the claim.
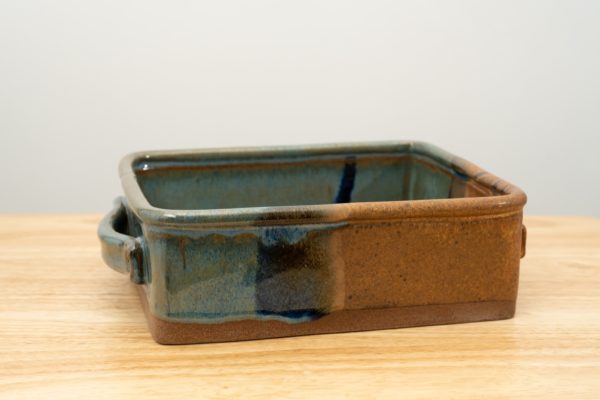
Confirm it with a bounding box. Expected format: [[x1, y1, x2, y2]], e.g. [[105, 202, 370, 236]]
[[335, 156, 356, 203], [257, 309, 324, 321]]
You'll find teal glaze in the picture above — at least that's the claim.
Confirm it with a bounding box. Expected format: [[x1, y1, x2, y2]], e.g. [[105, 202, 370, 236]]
[[99, 142, 509, 325], [140, 221, 347, 323], [135, 152, 459, 210]]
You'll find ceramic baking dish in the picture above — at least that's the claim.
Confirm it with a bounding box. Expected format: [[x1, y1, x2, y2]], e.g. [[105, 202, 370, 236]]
[[99, 142, 527, 344]]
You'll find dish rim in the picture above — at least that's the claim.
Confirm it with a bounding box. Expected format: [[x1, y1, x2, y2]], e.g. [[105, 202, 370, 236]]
[[119, 141, 527, 228]]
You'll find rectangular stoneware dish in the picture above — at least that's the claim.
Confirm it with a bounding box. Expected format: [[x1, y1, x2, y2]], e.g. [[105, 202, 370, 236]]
[[99, 142, 527, 344]]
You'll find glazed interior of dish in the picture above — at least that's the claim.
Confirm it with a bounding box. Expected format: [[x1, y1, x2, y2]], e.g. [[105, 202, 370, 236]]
[[134, 153, 501, 210]]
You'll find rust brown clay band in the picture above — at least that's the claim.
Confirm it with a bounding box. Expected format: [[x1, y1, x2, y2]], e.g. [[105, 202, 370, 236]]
[[137, 286, 515, 345]]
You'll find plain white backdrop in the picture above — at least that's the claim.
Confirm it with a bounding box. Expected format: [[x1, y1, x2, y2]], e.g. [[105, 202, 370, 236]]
[[1, 1, 598, 215]]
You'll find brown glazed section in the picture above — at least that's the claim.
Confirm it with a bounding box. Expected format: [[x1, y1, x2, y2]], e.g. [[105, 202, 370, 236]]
[[343, 214, 523, 310]]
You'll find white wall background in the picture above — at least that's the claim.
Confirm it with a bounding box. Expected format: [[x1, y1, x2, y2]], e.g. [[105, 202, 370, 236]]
[[1, 1, 598, 215]]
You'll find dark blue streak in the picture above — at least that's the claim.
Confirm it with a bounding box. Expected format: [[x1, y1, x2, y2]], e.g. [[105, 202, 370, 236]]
[[335, 157, 357, 203], [257, 309, 325, 320]]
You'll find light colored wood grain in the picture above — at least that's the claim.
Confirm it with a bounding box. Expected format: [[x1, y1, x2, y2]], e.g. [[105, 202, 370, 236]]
[[0, 215, 599, 399]]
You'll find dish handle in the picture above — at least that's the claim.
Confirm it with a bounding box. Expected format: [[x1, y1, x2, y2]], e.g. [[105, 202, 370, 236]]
[[98, 197, 145, 284]]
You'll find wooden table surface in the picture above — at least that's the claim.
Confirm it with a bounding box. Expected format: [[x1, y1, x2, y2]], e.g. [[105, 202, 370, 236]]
[[1, 215, 599, 399]]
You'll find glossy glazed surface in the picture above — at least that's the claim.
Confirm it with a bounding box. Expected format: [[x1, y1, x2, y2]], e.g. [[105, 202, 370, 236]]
[[99, 141, 527, 344]]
